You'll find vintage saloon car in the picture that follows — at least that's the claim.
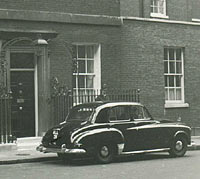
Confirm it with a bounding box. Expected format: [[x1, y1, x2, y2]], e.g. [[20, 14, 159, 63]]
[[37, 102, 191, 163]]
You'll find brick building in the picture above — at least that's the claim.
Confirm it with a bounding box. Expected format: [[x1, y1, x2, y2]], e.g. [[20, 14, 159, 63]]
[[0, 0, 200, 139]]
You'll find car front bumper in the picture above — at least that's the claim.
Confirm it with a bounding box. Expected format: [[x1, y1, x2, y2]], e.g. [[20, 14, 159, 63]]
[[36, 144, 86, 154]]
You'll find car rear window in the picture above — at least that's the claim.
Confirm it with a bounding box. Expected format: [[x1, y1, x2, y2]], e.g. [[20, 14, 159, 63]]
[[67, 105, 96, 122]]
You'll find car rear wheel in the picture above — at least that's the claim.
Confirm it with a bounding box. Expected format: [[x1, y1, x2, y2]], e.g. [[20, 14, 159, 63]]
[[95, 144, 116, 164], [169, 137, 187, 157]]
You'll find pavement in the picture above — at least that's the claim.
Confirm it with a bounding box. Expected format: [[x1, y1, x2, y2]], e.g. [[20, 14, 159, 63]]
[[0, 136, 200, 165]]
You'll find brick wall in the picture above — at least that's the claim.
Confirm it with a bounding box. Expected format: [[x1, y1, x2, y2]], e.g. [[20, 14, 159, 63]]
[[120, 0, 195, 22], [120, 19, 200, 127], [0, 0, 120, 16]]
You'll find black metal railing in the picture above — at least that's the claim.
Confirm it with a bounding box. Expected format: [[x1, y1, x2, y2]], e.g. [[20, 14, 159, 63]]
[[50, 88, 140, 126], [0, 92, 13, 143]]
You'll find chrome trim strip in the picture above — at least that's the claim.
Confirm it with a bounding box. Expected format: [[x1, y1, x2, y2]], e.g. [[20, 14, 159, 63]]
[[36, 145, 86, 154], [121, 148, 170, 155], [127, 124, 191, 131], [70, 123, 109, 142], [75, 128, 124, 144], [174, 131, 187, 138]]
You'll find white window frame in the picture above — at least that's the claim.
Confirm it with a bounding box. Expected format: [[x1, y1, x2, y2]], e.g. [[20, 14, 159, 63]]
[[150, 0, 168, 19], [164, 47, 189, 108], [72, 43, 101, 98]]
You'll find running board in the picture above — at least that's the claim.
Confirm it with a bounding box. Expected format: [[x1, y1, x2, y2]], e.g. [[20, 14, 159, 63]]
[[121, 148, 170, 155]]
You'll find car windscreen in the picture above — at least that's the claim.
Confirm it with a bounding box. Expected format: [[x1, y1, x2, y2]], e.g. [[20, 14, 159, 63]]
[[66, 106, 95, 122]]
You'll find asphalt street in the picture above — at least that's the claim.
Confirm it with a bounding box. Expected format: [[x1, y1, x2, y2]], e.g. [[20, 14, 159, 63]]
[[0, 151, 200, 179]]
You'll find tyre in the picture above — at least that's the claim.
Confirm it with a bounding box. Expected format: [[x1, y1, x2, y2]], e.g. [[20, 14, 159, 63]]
[[169, 137, 187, 157], [95, 144, 116, 164]]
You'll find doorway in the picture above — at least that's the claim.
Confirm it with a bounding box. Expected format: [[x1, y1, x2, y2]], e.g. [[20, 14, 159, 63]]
[[10, 52, 36, 137]]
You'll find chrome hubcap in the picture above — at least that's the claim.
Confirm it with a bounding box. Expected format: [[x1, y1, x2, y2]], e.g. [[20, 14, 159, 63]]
[[100, 146, 109, 157], [175, 140, 183, 151]]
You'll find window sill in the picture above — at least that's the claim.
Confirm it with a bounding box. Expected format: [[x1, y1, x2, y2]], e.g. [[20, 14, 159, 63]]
[[192, 18, 200, 23], [164, 103, 189, 108], [150, 13, 169, 19]]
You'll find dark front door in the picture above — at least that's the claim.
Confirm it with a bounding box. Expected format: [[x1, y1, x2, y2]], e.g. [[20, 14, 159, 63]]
[[10, 52, 35, 137], [11, 71, 35, 137]]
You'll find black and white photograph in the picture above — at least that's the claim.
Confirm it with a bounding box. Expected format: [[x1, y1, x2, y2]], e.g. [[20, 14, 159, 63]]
[[0, 0, 200, 178]]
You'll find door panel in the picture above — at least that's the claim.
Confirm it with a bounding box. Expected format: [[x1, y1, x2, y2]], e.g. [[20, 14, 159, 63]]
[[11, 71, 35, 137]]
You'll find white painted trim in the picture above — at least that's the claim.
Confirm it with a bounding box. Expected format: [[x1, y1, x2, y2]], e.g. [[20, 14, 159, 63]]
[[34, 56, 39, 137], [192, 18, 200, 22], [122, 16, 200, 26], [165, 103, 189, 108], [150, 13, 169, 19], [10, 68, 34, 71]]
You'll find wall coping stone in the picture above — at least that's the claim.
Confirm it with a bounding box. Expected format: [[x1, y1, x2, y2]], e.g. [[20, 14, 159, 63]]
[[0, 8, 122, 26]]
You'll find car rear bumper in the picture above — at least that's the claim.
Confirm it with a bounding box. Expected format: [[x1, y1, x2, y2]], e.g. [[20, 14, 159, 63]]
[[36, 144, 86, 154]]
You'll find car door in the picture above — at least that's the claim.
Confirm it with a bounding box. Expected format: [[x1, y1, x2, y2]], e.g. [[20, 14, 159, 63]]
[[129, 105, 168, 150], [106, 105, 138, 152]]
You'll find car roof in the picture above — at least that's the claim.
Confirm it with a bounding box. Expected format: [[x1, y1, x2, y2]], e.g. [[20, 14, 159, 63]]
[[73, 101, 142, 109], [72, 101, 107, 108]]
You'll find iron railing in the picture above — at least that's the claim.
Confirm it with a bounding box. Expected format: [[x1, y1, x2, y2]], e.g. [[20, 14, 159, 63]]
[[0, 92, 13, 143], [50, 88, 140, 126]]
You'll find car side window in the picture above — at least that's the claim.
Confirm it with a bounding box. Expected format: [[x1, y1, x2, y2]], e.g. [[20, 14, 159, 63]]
[[95, 108, 109, 123], [108, 106, 130, 122], [143, 107, 152, 120], [130, 106, 144, 120]]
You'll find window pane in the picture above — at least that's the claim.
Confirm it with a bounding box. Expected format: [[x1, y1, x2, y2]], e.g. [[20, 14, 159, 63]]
[[176, 49, 182, 61], [176, 62, 182, 73], [169, 49, 175, 61], [164, 76, 168, 87], [78, 46, 85, 58], [176, 76, 181, 87], [176, 89, 182, 100], [169, 62, 175, 73], [78, 60, 85, 73], [158, 0, 164, 14], [87, 46, 94, 58], [10, 53, 34, 68], [72, 76, 76, 88], [154, 0, 158, 6], [154, 7, 158, 13], [87, 60, 94, 73], [169, 89, 175, 100], [151, 6, 154, 13], [115, 106, 130, 120], [78, 76, 85, 88], [130, 106, 143, 119], [86, 76, 94, 88], [169, 76, 174, 87]]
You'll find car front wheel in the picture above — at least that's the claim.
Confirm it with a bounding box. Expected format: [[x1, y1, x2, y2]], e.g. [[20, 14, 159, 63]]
[[169, 137, 187, 157], [95, 144, 116, 164]]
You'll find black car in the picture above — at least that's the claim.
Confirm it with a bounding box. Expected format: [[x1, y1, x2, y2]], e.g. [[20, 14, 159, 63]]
[[37, 102, 191, 163]]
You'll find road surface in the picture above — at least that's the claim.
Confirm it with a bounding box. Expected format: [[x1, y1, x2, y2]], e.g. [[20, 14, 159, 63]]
[[0, 151, 200, 179]]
